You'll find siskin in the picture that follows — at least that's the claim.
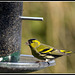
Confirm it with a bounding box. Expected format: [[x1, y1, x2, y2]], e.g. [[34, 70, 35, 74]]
[[26, 39, 75, 65]]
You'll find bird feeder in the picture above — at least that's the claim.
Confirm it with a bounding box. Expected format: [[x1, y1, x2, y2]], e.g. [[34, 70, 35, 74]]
[[0, 2, 56, 73]]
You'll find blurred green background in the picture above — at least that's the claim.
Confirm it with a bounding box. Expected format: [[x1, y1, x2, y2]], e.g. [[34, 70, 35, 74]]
[[21, 2, 75, 73]]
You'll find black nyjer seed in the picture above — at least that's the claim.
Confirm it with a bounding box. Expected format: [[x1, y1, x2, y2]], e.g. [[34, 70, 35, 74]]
[[0, 2, 23, 57]]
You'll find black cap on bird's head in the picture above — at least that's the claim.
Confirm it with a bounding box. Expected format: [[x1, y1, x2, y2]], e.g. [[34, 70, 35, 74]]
[[28, 39, 37, 44], [26, 39, 36, 45]]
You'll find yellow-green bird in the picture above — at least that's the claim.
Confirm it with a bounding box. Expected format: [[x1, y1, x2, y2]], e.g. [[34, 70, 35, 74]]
[[26, 39, 74, 64]]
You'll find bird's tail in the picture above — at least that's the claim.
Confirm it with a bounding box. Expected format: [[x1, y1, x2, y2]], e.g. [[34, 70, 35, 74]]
[[65, 51, 75, 56]]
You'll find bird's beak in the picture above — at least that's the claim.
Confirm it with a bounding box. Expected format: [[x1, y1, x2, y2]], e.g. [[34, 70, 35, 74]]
[[25, 41, 29, 45]]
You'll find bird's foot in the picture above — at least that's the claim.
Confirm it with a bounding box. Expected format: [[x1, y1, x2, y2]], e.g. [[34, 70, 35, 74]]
[[45, 59, 50, 66], [35, 60, 45, 66], [47, 62, 50, 66], [35, 61, 40, 63], [35, 60, 44, 63], [35, 60, 50, 66]]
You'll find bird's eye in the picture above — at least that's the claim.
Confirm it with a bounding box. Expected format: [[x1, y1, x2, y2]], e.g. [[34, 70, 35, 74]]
[[29, 41, 33, 44], [31, 41, 33, 43]]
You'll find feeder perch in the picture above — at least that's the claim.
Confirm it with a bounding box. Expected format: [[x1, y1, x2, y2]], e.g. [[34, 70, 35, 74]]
[[0, 54, 56, 73], [19, 16, 43, 21], [0, 2, 56, 73]]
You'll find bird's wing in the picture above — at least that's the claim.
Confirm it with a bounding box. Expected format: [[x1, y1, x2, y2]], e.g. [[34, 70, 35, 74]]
[[36, 44, 65, 56]]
